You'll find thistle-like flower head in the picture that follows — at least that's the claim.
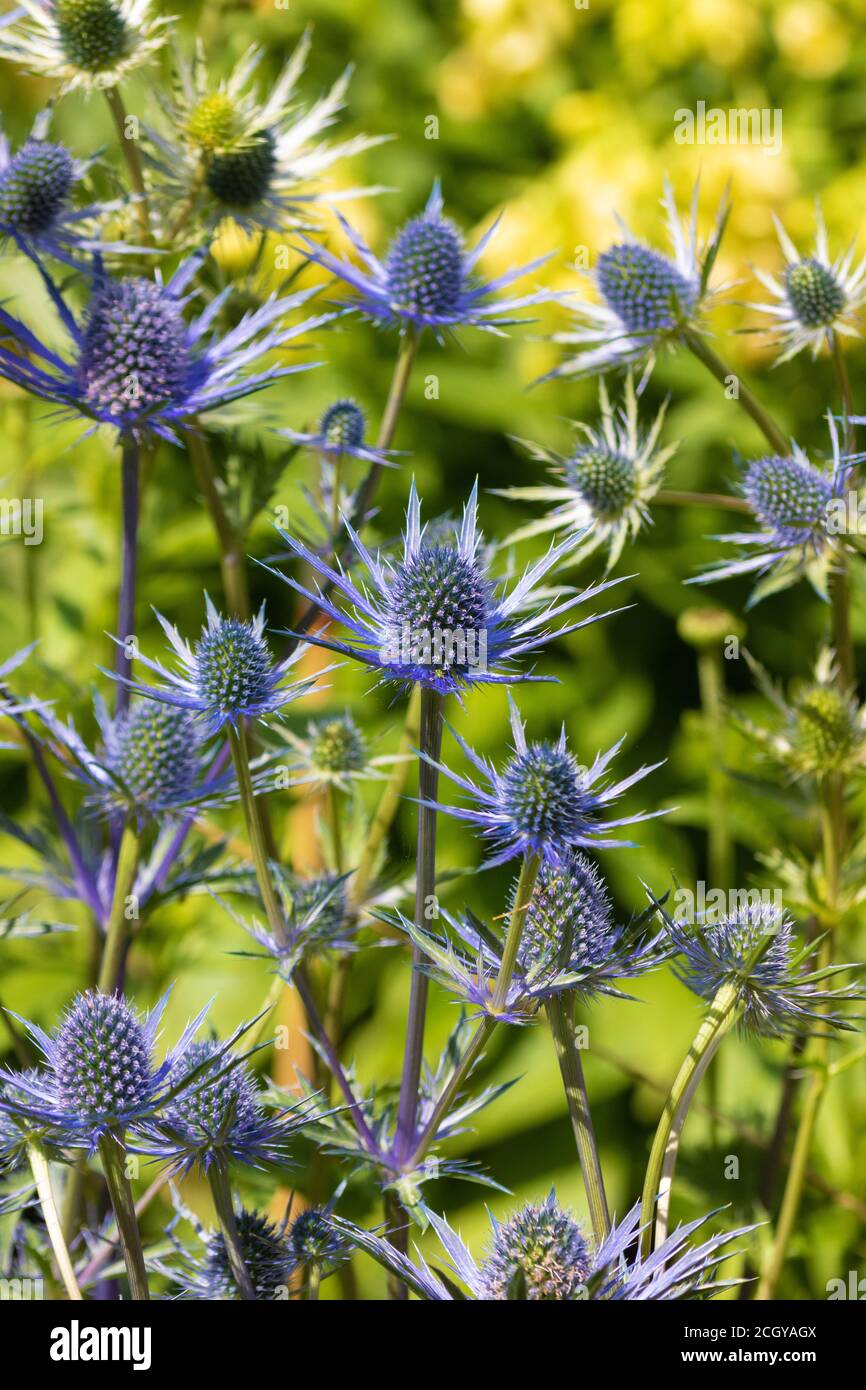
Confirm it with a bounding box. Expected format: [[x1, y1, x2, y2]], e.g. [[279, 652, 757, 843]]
[[691, 417, 859, 606], [267, 479, 626, 696], [233, 869, 354, 981], [277, 397, 397, 471], [289, 1205, 348, 1271], [422, 695, 662, 867], [330, 1196, 754, 1301], [0, 249, 332, 443], [295, 180, 561, 338], [199, 1209, 295, 1300], [403, 851, 668, 1022], [735, 647, 866, 784], [497, 376, 677, 571], [0, 989, 210, 1150], [478, 1194, 591, 1300], [749, 205, 866, 362], [146, 32, 387, 236], [0, 0, 173, 93], [0, 110, 147, 267], [666, 898, 862, 1038], [146, 1037, 312, 1174], [33, 693, 235, 825], [551, 178, 728, 378], [111, 597, 324, 735], [270, 710, 397, 795]]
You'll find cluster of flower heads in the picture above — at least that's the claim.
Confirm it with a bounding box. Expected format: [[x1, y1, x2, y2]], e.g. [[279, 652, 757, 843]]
[[331, 1191, 754, 1301]]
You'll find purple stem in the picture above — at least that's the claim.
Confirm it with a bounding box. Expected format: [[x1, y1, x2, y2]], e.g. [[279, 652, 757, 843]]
[[293, 965, 383, 1159], [114, 438, 140, 717], [146, 741, 232, 898], [26, 728, 105, 924]]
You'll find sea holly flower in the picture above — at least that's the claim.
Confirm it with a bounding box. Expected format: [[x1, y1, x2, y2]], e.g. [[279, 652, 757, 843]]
[[164, 1204, 296, 1300], [331, 1194, 754, 1301], [32, 694, 236, 824], [143, 1037, 315, 1175], [229, 869, 356, 981], [421, 695, 663, 867], [0, 0, 173, 93], [110, 596, 324, 736], [289, 1202, 349, 1283], [0, 989, 210, 1152], [277, 399, 398, 471], [266, 479, 626, 696], [0, 109, 137, 267], [550, 178, 728, 379], [663, 899, 862, 1039], [398, 852, 668, 1023], [690, 417, 861, 605], [495, 375, 677, 570], [0, 248, 332, 443], [270, 710, 399, 792], [748, 205, 866, 363], [295, 180, 560, 339], [147, 31, 387, 235], [736, 647, 866, 784]]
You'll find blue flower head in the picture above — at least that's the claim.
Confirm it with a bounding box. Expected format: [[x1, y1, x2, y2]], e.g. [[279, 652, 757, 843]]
[[331, 1195, 754, 1301], [551, 178, 728, 378], [424, 695, 663, 866], [0, 989, 210, 1151], [277, 397, 398, 472], [289, 1205, 348, 1272], [231, 869, 354, 981], [111, 596, 325, 735], [0, 249, 332, 442], [666, 899, 862, 1038], [181, 1207, 295, 1300], [691, 417, 859, 606], [402, 852, 668, 1022], [296, 181, 560, 338], [267, 479, 626, 696], [146, 1037, 314, 1175], [0, 109, 141, 266]]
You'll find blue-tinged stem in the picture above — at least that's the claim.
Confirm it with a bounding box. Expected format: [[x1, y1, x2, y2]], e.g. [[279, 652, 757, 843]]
[[22, 724, 104, 923], [114, 437, 140, 717], [394, 686, 444, 1161]]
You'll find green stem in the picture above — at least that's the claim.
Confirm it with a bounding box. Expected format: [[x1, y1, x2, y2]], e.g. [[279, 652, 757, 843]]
[[104, 87, 152, 245], [304, 1264, 322, 1300], [640, 980, 742, 1257], [187, 425, 251, 621], [756, 777, 843, 1298], [547, 994, 610, 1244], [682, 329, 789, 455], [327, 783, 344, 874], [492, 851, 542, 1013], [97, 1135, 149, 1300], [28, 1144, 84, 1301], [350, 330, 418, 527], [207, 1163, 257, 1300], [654, 488, 751, 515], [228, 723, 283, 932], [97, 822, 141, 994]]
